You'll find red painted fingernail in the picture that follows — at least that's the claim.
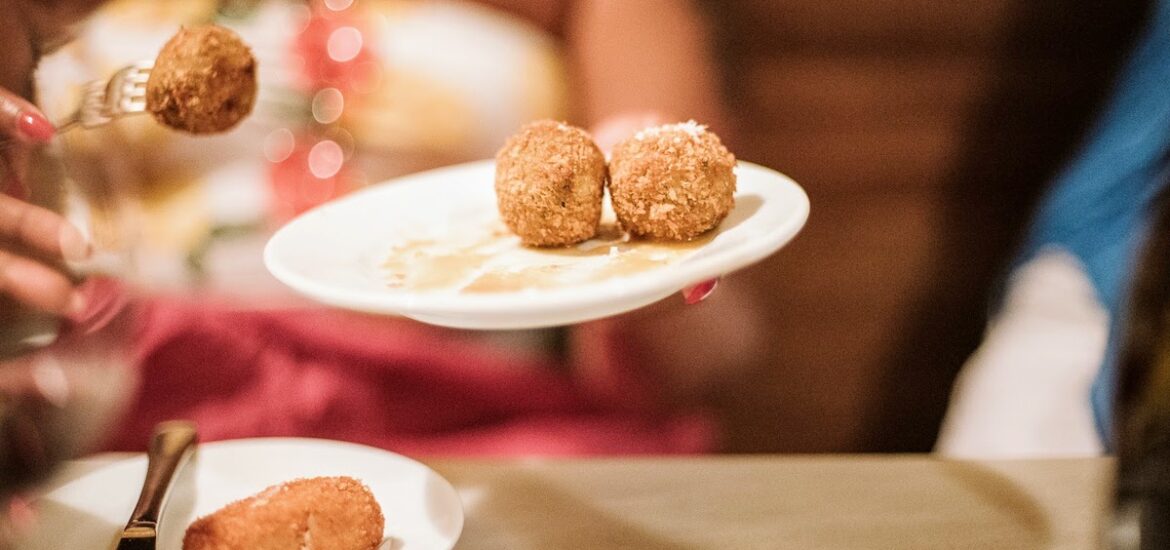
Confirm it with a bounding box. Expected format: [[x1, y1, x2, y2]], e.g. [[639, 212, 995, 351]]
[[17, 110, 54, 143], [682, 279, 719, 305]]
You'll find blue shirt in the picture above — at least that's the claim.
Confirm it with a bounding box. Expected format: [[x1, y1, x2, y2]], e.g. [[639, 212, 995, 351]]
[[1016, 0, 1170, 447]]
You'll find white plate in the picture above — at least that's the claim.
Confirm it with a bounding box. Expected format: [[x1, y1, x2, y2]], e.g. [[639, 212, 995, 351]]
[[264, 159, 809, 329], [17, 438, 463, 550]]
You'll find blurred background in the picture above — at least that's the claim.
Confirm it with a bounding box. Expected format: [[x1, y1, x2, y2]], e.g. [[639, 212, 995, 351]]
[[703, 0, 1146, 453], [37, 0, 568, 299], [34, 0, 1153, 454]]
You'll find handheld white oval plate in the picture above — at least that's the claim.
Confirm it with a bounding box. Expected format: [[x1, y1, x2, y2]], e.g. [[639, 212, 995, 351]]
[[264, 159, 809, 329], [17, 438, 463, 550]]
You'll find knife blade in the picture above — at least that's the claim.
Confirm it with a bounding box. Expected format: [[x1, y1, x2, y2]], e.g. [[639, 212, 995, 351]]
[[113, 421, 198, 550]]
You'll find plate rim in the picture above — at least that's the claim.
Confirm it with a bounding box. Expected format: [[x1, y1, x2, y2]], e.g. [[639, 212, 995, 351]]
[[264, 159, 810, 318], [36, 436, 464, 550]]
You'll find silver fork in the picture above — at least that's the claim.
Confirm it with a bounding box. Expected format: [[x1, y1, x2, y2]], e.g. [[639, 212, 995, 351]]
[[56, 60, 153, 132]]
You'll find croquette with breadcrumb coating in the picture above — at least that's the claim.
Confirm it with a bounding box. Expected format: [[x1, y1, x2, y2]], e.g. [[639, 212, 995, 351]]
[[147, 25, 257, 134], [495, 120, 607, 246], [609, 121, 736, 241], [183, 476, 384, 550]]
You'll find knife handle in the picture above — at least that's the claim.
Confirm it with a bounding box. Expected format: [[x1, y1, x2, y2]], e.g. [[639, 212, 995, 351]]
[[127, 420, 198, 527]]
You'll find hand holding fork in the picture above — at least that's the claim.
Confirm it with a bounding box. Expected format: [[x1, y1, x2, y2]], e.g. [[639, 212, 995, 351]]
[[0, 61, 155, 333]]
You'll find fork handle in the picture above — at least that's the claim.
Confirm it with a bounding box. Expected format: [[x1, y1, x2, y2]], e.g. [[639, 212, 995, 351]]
[[126, 420, 198, 527], [53, 108, 85, 134]]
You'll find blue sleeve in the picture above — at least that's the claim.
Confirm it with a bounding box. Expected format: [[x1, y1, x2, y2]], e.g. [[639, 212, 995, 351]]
[[1014, 0, 1170, 448]]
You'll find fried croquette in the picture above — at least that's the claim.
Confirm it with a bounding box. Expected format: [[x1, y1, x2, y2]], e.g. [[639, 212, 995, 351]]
[[495, 120, 607, 246], [183, 476, 384, 550], [147, 25, 257, 134], [609, 121, 736, 241]]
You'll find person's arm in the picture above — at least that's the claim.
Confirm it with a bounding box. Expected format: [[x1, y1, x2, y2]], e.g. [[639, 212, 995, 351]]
[[561, 1, 763, 406], [482, 0, 764, 405], [482, 0, 728, 141], [0, 3, 122, 538], [1, 1, 104, 317], [563, 0, 729, 142]]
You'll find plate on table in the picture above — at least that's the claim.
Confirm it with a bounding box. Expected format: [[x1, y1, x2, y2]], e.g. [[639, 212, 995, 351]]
[[264, 159, 809, 329], [16, 438, 463, 550]]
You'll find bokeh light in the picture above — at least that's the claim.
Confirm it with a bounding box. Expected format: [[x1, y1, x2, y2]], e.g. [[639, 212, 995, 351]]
[[311, 88, 345, 124], [324, 0, 354, 11], [290, 3, 312, 33], [308, 139, 345, 179], [263, 128, 296, 163], [327, 27, 364, 63]]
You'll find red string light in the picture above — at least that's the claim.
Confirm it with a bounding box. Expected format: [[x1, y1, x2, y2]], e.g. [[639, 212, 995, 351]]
[[268, 0, 377, 223]]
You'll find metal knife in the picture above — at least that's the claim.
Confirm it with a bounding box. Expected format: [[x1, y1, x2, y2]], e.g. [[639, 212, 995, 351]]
[[114, 420, 198, 550]]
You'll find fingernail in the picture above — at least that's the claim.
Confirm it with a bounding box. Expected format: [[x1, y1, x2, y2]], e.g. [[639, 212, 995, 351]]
[[65, 289, 88, 319], [59, 225, 92, 263], [682, 279, 719, 305], [16, 110, 54, 143]]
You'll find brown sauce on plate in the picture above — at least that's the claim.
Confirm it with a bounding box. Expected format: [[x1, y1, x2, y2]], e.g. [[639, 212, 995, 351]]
[[382, 223, 713, 294]]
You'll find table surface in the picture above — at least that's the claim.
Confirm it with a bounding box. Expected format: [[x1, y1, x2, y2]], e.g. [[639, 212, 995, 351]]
[[49, 454, 1114, 550], [429, 455, 1112, 550]]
